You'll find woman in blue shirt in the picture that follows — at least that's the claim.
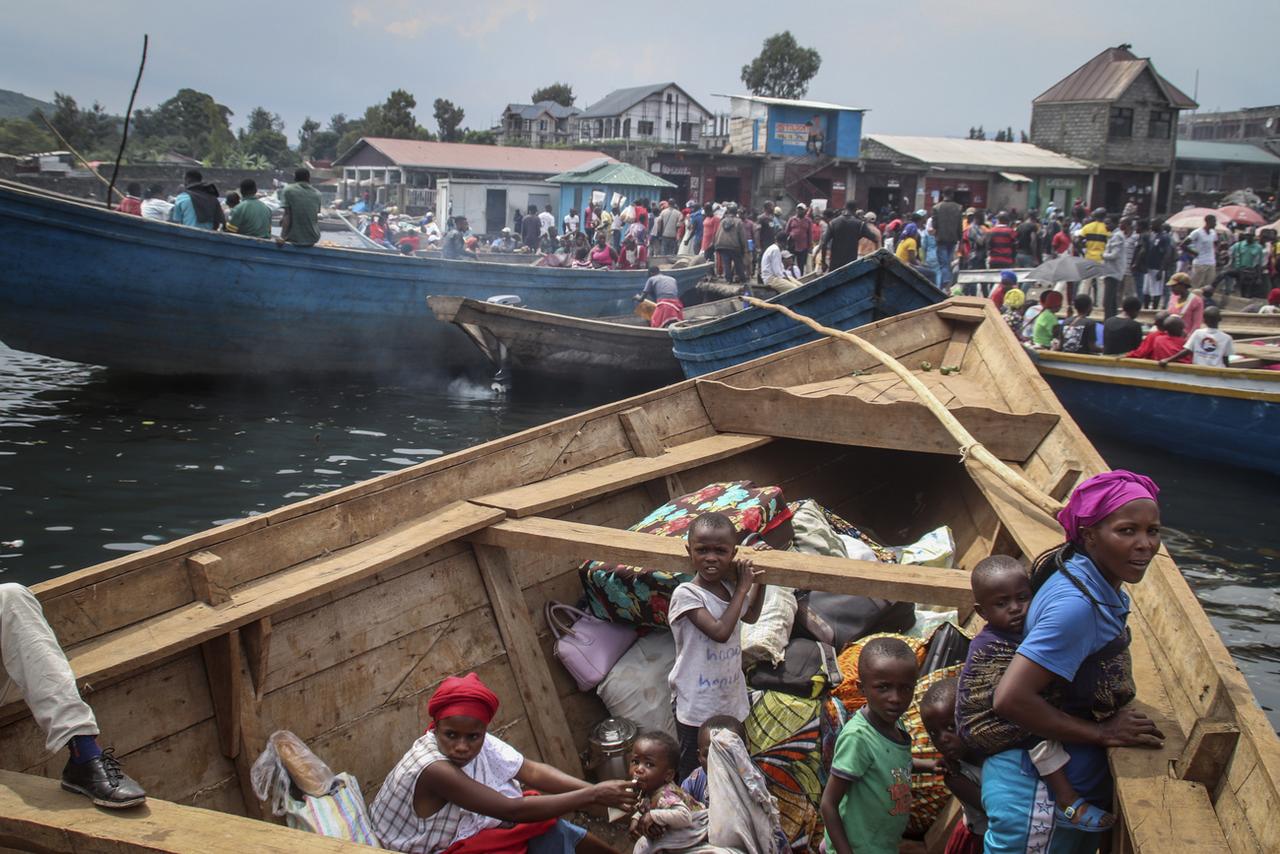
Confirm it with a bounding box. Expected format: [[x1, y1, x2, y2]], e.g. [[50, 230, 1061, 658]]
[[983, 470, 1166, 853]]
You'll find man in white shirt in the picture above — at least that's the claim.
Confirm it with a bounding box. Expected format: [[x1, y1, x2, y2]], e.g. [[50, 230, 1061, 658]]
[[562, 208, 580, 235], [139, 184, 173, 221], [537, 204, 555, 237], [1159, 306, 1234, 368], [1182, 215, 1218, 291], [760, 233, 798, 290]]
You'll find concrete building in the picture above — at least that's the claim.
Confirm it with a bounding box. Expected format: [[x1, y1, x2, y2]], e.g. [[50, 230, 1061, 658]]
[[1173, 140, 1280, 203], [575, 83, 713, 148], [332, 138, 610, 216], [858, 135, 1093, 216], [1030, 44, 1196, 216], [497, 101, 581, 148], [1179, 105, 1280, 155]]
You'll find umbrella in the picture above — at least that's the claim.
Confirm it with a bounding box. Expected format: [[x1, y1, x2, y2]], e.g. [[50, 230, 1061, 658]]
[[1220, 189, 1262, 208], [1216, 205, 1266, 226], [1024, 255, 1115, 284], [1164, 208, 1225, 231]]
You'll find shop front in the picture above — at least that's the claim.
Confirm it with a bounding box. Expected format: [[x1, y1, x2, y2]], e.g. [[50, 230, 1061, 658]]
[[1034, 175, 1088, 217], [923, 176, 990, 211]]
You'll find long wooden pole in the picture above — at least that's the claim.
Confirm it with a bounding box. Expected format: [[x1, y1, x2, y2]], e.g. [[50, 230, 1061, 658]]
[[35, 112, 124, 201], [743, 296, 1064, 517], [105, 34, 149, 208]]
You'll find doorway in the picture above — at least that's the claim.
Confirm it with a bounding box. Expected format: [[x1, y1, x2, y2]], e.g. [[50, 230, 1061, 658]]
[[485, 189, 507, 234], [713, 176, 741, 205]]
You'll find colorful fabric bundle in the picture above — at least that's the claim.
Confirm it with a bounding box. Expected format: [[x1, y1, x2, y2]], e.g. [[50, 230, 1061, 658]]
[[830, 633, 926, 713], [579, 481, 787, 627], [753, 718, 823, 851], [902, 664, 965, 836]]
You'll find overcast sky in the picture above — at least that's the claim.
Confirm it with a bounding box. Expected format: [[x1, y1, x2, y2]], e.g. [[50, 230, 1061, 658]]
[[5, 1, 1277, 144]]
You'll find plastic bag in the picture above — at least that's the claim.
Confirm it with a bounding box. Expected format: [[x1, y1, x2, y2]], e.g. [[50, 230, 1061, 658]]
[[251, 731, 338, 815], [892, 526, 955, 568], [741, 584, 798, 667], [597, 631, 678, 739]]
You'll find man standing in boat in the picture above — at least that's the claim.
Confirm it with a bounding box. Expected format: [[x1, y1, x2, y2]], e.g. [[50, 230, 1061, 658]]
[[0, 584, 146, 808], [278, 168, 322, 248], [169, 170, 225, 231]]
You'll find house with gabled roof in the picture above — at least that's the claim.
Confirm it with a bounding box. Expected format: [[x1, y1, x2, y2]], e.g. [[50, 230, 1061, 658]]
[[497, 101, 582, 148], [1031, 44, 1196, 215], [576, 83, 713, 148]]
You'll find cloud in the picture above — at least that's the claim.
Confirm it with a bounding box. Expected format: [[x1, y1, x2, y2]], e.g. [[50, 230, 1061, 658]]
[[350, 4, 372, 27], [350, 0, 545, 40], [456, 0, 547, 38]]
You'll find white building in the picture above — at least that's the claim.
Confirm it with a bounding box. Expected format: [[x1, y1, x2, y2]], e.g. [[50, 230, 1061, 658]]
[[575, 83, 713, 147]]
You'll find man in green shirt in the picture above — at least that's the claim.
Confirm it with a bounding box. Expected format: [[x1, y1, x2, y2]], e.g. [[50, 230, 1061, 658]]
[[226, 178, 273, 239], [1228, 233, 1264, 298], [278, 168, 322, 247]]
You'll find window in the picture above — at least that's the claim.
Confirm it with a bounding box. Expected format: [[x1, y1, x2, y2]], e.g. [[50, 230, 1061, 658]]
[[1147, 109, 1172, 139], [637, 120, 655, 136], [539, 120, 547, 131], [1108, 107, 1133, 139], [666, 93, 673, 103], [1243, 120, 1266, 138], [1191, 124, 1214, 140]]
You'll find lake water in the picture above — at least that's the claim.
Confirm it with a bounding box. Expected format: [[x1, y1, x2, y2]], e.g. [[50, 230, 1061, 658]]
[[0, 344, 1275, 730]]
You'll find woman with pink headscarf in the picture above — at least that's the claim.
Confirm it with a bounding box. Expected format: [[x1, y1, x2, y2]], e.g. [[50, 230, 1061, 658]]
[[981, 471, 1167, 853]]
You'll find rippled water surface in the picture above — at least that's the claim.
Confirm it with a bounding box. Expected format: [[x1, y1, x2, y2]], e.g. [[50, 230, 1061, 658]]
[[1, 345, 1275, 729]]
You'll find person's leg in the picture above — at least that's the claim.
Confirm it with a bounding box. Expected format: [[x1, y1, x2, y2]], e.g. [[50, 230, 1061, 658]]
[[526, 819, 613, 854], [675, 718, 701, 781], [937, 243, 955, 285], [1030, 741, 1114, 830], [1103, 277, 1119, 318], [981, 750, 1060, 854]]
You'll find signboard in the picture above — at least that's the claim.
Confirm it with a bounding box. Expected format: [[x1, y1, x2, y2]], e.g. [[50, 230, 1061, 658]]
[[832, 182, 846, 191], [774, 122, 810, 146], [652, 163, 692, 176], [1045, 177, 1076, 189]]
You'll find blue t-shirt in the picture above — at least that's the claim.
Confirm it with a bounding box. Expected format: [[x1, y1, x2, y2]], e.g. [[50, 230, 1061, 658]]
[[1017, 551, 1130, 799]]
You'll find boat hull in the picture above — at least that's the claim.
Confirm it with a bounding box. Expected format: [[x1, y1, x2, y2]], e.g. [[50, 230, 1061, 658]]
[[0, 182, 709, 375], [1036, 351, 1280, 475], [669, 251, 943, 377]]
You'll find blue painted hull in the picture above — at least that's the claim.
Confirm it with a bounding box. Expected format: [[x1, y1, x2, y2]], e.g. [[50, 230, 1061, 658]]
[[1042, 372, 1280, 477], [0, 183, 710, 374], [669, 251, 943, 377]]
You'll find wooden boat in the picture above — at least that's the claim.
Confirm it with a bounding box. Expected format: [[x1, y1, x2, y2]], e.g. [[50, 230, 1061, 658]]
[[669, 250, 943, 377], [1034, 349, 1280, 475], [1, 298, 1276, 853], [0, 180, 710, 375], [1233, 334, 1280, 366], [426, 294, 743, 389], [1086, 308, 1280, 339]]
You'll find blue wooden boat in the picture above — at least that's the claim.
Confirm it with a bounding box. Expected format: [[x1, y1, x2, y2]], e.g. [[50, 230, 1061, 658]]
[[669, 250, 943, 377], [1034, 350, 1280, 475], [0, 181, 710, 375]]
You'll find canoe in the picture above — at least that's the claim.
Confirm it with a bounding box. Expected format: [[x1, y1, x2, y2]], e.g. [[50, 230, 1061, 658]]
[[1, 298, 1276, 853], [426, 294, 743, 389], [669, 250, 943, 377], [1085, 308, 1280, 339], [0, 180, 710, 375], [1232, 334, 1280, 365], [1034, 349, 1280, 475]]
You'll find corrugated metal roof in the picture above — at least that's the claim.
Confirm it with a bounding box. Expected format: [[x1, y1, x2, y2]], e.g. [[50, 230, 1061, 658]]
[[335, 138, 611, 174], [865, 135, 1093, 172], [503, 101, 581, 121], [545, 160, 676, 189], [1034, 46, 1197, 108], [714, 93, 867, 112], [578, 83, 710, 119], [1176, 140, 1280, 165]]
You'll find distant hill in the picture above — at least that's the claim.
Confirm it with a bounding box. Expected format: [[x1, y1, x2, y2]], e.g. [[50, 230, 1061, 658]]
[[0, 89, 55, 120]]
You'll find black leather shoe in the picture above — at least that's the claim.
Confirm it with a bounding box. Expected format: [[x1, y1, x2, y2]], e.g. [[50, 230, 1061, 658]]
[[61, 748, 147, 808]]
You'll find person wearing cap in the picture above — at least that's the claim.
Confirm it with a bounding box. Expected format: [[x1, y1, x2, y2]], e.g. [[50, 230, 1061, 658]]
[[489, 228, 517, 252], [761, 233, 798, 290], [372, 673, 636, 854], [989, 270, 1018, 312], [1165, 272, 1204, 334]]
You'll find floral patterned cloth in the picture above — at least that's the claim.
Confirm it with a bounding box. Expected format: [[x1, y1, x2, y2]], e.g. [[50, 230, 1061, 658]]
[[579, 481, 787, 628]]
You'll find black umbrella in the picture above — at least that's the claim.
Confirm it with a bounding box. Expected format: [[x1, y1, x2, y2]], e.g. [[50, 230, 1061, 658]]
[[1024, 255, 1114, 284]]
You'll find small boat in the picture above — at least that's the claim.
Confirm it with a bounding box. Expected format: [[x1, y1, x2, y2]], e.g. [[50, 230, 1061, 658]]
[[669, 250, 943, 377], [426, 294, 743, 389], [0, 180, 710, 375], [1086, 308, 1280, 339], [3, 297, 1272, 852], [1034, 349, 1280, 475], [1233, 334, 1280, 366]]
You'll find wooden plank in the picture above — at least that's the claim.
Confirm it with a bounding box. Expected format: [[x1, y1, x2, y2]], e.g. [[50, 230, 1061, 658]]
[[939, 324, 973, 370], [61, 501, 506, 691], [1047, 463, 1084, 501], [200, 632, 242, 759], [187, 552, 230, 606], [468, 517, 973, 608], [1176, 719, 1241, 789], [937, 305, 987, 324], [0, 768, 372, 853], [697, 380, 1059, 463], [241, 617, 272, 700], [472, 545, 583, 776], [619, 406, 685, 503], [1116, 775, 1230, 852], [472, 433, 770, 517]]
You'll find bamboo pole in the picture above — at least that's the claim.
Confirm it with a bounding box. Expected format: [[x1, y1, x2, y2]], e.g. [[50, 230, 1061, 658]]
[[743, 296, 1064, 517], [105, 34, 149, 208], [34, 112, 124, 201]]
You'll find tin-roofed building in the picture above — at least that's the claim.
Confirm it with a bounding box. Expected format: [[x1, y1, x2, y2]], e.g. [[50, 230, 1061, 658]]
[[545, 160, 675, 231], [497, 101, 582, 148], [1031, 44, 1196, 216], [1174, 140, 1280, 199], [576, 83, 713, 148]]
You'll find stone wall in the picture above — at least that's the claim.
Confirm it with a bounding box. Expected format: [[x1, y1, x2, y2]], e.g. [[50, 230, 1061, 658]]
[[1102, 71, 1177, 170], [12, 167, 284, 202], [1031, 102, 1108, 162]]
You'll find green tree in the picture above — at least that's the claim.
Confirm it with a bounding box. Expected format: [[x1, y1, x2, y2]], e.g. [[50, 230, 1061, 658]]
[[433, 98, 465, 142], [0, 118, 55, 154], [368, 89, 431, 139], [237, 107, 298, 167], [40, 92, 119, 154], [460, 128, 497, 145], [297, 116, 321, 155], [132, 88, 234, 160], [740, 31, 821, 99], [530, 83, 575, 107], [309, 130, 342, 160]]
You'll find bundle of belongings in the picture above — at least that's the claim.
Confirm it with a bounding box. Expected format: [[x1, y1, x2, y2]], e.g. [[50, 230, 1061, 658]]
[[251, 730, 381, 846], [571, 481, 972, 851]]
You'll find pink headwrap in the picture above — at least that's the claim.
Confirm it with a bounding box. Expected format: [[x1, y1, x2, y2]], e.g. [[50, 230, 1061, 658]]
[[1056, 470, 1160, 543]]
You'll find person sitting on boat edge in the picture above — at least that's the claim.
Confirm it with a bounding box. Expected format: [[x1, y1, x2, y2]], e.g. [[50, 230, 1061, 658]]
[[169, 169, 225, 231], [636, 266, 684, 328], [443, 216, 478, 261], [1158, 305, 1234, 369], [278, 168, 322, 248], [114, 182, 142, 216], [761, 233, 800, 292], [139, 184, 173, 221], [0, 583, 146, 808], [227, 179, 273, 240], [370, 672, 635, 854], [1126, 314, 1189, 364], [588, 232, 617, 269], [490, 228, 517, 253], [981, 470, 1166, 853]]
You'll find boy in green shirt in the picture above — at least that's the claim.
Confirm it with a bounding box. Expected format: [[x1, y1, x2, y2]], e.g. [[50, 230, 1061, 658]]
[[820, 637, 919, 854], [227, 179, 272, 239], [1031, 290, 1064, 348]]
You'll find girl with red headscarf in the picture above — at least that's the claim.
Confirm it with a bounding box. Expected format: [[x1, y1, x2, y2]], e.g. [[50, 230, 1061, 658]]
[[974, 471, 1167, 853], [371, 673, 635, 854]]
